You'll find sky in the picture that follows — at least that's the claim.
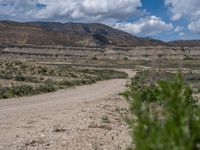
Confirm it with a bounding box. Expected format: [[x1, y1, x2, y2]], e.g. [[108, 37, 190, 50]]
[[0, 0, 200, 41]]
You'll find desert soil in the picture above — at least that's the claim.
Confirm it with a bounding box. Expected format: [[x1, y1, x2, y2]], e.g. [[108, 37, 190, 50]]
[[0, 70, 136, 150]]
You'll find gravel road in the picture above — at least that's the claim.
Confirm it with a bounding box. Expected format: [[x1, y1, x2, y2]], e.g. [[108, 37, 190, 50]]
[[0, 75, 134, 150]]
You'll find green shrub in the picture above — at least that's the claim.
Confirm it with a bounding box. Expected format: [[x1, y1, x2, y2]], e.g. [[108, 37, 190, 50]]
[[38, 67, 48, 75], [12, 85, 34, 96], [57, 80, 78, 87], [0, 74, 13, 80], [183, 56, 194, 60], [92, 56, 98, 60], [123, 73, 200, 150], [0, 85, 34, 99], [15, 74, 26, 81], [24, 76, 40, 83], [0, 87, 13, 99], [37, 82, 57, 93], [123, 57, 129, 60], [0, 67, 128, 99]]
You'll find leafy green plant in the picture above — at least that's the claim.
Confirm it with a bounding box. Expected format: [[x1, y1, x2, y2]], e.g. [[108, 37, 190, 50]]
[[37, 79, 57, 93], [123, 72, 200, 150], [0, 87, 13, 99], [0, 85, 34, 98], [15, 74, 26, 81], [12, 85, 34, 96], [15, 75, 40, 83]]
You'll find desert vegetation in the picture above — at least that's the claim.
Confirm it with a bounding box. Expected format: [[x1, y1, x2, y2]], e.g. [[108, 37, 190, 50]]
[[0, 60, 128, 99], [0, 46, 200, 149], [123, 71, 200, 150]]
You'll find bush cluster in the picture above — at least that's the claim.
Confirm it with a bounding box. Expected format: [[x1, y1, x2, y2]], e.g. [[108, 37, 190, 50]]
[[0, 85, 34, 99], [0, 62, 128, 99], [0, 74, 42, 83], [15, 75, 41, 83], [123, 72, 200, 150]]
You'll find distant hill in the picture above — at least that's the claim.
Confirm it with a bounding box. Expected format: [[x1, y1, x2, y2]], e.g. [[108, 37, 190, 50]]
[[0, 21, 165, 47], [168, 40, 200, 47]]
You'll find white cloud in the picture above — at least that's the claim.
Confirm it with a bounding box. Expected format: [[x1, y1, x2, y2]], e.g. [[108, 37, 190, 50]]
[[115, 16, 173, 36], [165, 0, 200, 21], [0, 0, 41, 19], [165, 0, 200, 34], [188, 20, 200, 33], [174, 26, 183, 32], [179, 32, 185, 36], [0, 0, 143, 22]]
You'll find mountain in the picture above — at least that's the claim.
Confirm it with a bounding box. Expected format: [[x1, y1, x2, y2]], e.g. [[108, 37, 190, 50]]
[[168, 40, 200, 47], [0, 21, 165, 47]]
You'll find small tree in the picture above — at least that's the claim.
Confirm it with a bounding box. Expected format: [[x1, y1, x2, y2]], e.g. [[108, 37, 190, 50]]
[[123, 73, 200, 150]]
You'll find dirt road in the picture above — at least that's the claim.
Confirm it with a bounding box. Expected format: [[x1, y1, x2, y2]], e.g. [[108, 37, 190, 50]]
[[0, 73, 134, 150]]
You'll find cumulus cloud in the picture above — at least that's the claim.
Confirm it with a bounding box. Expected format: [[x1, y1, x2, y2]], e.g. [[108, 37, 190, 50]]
[[165, 0, 200, 21], [115, 16, 173, 36], [0, 0, 180, 37], [188, 20, 200, 33], [0, 0, 143, 22], [0, 0, 42, 20], [179, 32, 185, 36], [174, 26, 183, 32], [165, 0, 200, 33]]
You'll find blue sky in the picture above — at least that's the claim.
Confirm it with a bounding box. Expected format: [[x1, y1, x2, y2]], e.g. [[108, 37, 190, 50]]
[[139, 0, 200, 41], [0, 0, 200, 41]]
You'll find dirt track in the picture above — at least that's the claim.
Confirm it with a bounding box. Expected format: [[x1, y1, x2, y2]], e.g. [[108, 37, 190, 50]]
[[0, 70, 135, 150]]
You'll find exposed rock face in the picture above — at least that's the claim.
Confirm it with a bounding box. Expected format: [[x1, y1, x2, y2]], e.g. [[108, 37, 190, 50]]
[[0, 21, 165, 47], [2, 46, 200, 61]]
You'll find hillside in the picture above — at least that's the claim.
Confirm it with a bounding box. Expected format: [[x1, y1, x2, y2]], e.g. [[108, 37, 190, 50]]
[[168, 40, 200, 47], [0, 21, 165, 47]]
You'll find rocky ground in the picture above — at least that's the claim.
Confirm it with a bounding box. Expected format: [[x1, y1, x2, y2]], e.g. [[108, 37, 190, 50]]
[[0, 78, 134, 150], [13, 97, 131, 150]]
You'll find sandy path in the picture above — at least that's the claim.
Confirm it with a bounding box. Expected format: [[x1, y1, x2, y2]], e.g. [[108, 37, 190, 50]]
[[0, 77, 133, 150]]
